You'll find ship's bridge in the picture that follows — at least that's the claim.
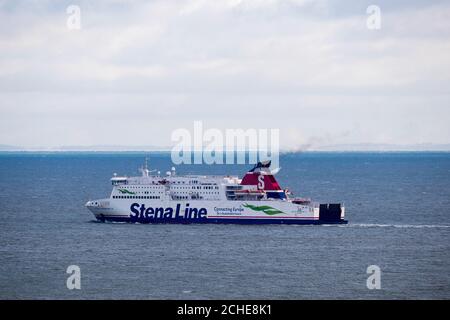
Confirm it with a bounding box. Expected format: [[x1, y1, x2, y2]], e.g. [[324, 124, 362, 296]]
[[111, 176, 128, 185]]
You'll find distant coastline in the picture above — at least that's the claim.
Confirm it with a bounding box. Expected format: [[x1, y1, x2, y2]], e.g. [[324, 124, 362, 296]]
[[1, 143, 450, 153]]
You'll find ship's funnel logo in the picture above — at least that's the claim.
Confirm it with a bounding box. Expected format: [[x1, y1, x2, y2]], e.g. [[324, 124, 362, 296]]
[[171, 121, 279, 169]]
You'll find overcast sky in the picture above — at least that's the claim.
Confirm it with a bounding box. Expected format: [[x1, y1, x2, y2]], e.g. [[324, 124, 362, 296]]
[[0, 0, 449, 150]]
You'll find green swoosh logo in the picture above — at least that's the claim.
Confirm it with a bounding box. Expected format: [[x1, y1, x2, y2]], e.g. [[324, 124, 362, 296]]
[[118, 189, 136, 195], [243, 203, 284, 215]]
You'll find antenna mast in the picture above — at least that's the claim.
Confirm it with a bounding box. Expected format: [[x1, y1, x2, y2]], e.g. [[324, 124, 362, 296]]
[[141, 156, 150, 177]]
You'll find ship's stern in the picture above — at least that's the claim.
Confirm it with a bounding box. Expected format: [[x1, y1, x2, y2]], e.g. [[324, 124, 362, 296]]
[[318, 203, 347, 224]]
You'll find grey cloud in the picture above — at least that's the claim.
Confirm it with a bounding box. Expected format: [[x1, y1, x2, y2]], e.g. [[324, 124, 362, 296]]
[[0, 0, 449, 148]]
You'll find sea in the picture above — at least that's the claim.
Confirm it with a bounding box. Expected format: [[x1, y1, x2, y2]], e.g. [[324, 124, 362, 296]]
[[0, 152, 449, 299]]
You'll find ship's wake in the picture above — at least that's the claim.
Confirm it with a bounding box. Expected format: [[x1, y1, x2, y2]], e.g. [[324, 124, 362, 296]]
[[343, 223, 450, 229]]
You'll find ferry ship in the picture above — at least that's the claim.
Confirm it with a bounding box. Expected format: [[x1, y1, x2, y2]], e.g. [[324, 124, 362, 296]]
[[85, 160, 347, 225]]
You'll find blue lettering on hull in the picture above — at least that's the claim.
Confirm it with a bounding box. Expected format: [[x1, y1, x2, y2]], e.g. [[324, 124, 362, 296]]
[[129, 203, 208, 223]]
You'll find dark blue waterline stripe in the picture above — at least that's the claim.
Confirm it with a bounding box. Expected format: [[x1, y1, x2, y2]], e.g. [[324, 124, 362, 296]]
[[96, 215, 347, 225]]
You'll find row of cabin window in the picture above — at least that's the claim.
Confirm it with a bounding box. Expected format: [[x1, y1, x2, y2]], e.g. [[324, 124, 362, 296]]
[[122, 185, 216, 189], [122, 186, 160, 188], [173, 192, 219, 195], [113, 196, 160, 199], [174, 181, 216, 185], [172, 186, 218, 190], [173, 196, 189, 200]]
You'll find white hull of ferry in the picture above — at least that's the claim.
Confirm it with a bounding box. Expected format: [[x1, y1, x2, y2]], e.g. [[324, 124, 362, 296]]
[[86, 199, 346, 225]]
